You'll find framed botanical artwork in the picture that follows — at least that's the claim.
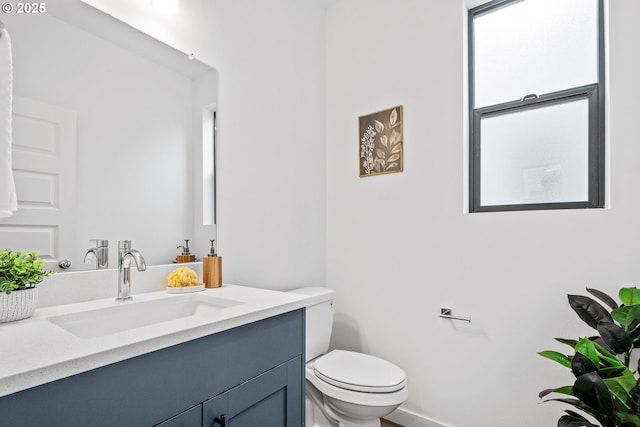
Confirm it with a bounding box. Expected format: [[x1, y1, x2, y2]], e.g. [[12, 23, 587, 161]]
[[359, 105, 403, 177]]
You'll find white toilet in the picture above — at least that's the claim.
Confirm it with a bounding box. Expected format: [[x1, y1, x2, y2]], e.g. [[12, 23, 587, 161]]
[[289, 287, 408, 427]]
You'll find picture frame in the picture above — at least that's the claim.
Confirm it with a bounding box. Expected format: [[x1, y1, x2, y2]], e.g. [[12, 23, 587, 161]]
[[358, 105, 403, 177]]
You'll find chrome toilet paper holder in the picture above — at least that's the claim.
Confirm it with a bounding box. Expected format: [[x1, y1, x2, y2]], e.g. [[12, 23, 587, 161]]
[[440, 308, 471, 323]]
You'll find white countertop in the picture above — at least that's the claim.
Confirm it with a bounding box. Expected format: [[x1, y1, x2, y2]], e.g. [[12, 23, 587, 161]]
[[0, 284, 317, 398]]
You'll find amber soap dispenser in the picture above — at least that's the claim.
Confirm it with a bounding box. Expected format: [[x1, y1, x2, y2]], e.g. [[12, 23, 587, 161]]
[[176, 239, 196, 263], [203, 239, 222, 288]]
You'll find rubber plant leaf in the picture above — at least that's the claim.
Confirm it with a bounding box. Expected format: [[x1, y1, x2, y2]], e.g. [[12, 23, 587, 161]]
[[538, 350, 572, 369], [586, 287, 619, 310], [556, 338, 579, 348], [568, 295, 613, 330], [590, 337, 614, 356], [597, 322, 633, 354], [575, 338, 599, 366], [618, 412, 640, 427], [558, 413, 599, 427], [542, 398, 605, 424], [603, 374, 636, 410], [629, 318, 640, 348], [592, 341, 624, 368], [539, 385, 575, 399], [573, 372, 615, 416], [611, 305, 640, 330], [572, 352, 598, 377], [619, 287, 640, 306], [629, 318, 640, 336], [564, 410, 598, 422], [598, 366, 629, 379]]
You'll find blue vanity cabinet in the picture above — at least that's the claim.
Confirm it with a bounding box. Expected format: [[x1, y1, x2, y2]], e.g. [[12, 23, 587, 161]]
[[155, 404, 202, 427], [0, 309, 304, 427]]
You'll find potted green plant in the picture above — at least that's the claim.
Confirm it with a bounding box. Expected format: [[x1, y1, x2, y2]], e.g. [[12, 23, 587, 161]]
[[0, 249, 54, 322], [539, 287, 640, 427]]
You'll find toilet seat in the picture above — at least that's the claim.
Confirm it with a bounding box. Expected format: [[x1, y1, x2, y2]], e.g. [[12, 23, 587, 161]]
[[306, 364, 408, 409], [313, 350, 407, 393]]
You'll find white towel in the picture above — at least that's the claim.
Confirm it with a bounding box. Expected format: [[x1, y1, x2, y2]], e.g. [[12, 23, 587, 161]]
[[0, 28, 17, 218]]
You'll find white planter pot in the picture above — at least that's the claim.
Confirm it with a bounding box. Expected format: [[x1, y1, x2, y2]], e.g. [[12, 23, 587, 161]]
[[0, 287, 39, 323]]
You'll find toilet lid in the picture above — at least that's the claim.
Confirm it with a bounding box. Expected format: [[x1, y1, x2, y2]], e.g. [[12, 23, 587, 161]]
[[313, 350, 407, 393]]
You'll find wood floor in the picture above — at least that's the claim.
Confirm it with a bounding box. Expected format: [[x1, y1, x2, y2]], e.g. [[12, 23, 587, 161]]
[[381, 419, 403, 427]]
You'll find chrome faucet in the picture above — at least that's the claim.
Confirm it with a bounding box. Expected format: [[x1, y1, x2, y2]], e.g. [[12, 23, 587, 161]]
[[84, 239, 109, 270], [117, 240, 146, 301]]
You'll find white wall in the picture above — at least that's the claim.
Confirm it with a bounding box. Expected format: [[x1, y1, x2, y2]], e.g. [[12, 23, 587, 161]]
[[212, 0, 327, 290], [5, 11, 198, 267], [82, 0, 328, 290], [326, 0, 640, 426]]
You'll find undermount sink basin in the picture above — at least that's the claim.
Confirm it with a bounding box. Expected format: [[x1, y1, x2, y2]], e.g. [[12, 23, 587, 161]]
[[47, 294, 243, 339]]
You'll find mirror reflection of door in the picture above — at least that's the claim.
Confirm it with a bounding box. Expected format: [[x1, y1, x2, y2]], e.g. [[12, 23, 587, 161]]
[[0, 96, 76, 271]]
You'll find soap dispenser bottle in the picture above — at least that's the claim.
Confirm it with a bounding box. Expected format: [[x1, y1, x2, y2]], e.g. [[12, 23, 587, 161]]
[[176, 240, 196, 263], [203, 239, 222, 288]]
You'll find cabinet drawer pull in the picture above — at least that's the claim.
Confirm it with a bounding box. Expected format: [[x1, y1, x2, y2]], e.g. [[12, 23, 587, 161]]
[[213, 414, 226, 427]]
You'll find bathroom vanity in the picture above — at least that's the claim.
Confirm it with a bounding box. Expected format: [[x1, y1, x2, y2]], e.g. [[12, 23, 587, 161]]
[[0, 284, 315, 426]]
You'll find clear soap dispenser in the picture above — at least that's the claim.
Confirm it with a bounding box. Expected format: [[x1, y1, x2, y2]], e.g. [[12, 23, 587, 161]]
[[203, 239, 222, 288]]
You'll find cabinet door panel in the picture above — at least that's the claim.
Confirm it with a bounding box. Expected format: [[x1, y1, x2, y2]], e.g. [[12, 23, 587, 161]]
[[203, 357, 302, 427], [232, 388, 286, 426]]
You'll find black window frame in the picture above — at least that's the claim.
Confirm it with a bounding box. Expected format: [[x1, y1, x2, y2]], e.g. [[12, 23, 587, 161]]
[[468, 0, 605, 213]]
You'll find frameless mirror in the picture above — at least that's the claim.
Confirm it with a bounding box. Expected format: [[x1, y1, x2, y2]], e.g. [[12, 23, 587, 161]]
[[0, 1, 218, 271]]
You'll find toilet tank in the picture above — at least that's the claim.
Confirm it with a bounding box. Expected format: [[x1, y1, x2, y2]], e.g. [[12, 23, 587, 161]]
[[288, 287, 335, 362]]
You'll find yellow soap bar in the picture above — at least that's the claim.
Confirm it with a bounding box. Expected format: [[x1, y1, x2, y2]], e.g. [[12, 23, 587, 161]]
[[167, 267, 200, 287]]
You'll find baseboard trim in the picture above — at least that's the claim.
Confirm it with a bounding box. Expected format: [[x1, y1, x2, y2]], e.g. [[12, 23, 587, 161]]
[[385, 407, 453, 427]]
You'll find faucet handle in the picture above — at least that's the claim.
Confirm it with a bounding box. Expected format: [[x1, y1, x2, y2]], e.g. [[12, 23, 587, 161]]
[[119, 240, 132, 250]]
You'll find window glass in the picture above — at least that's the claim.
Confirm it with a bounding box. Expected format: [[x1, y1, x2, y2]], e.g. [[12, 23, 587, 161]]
[[480, 98, 589, 206], [202, 108, 216, 226], [474, 0, 598, 108]]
